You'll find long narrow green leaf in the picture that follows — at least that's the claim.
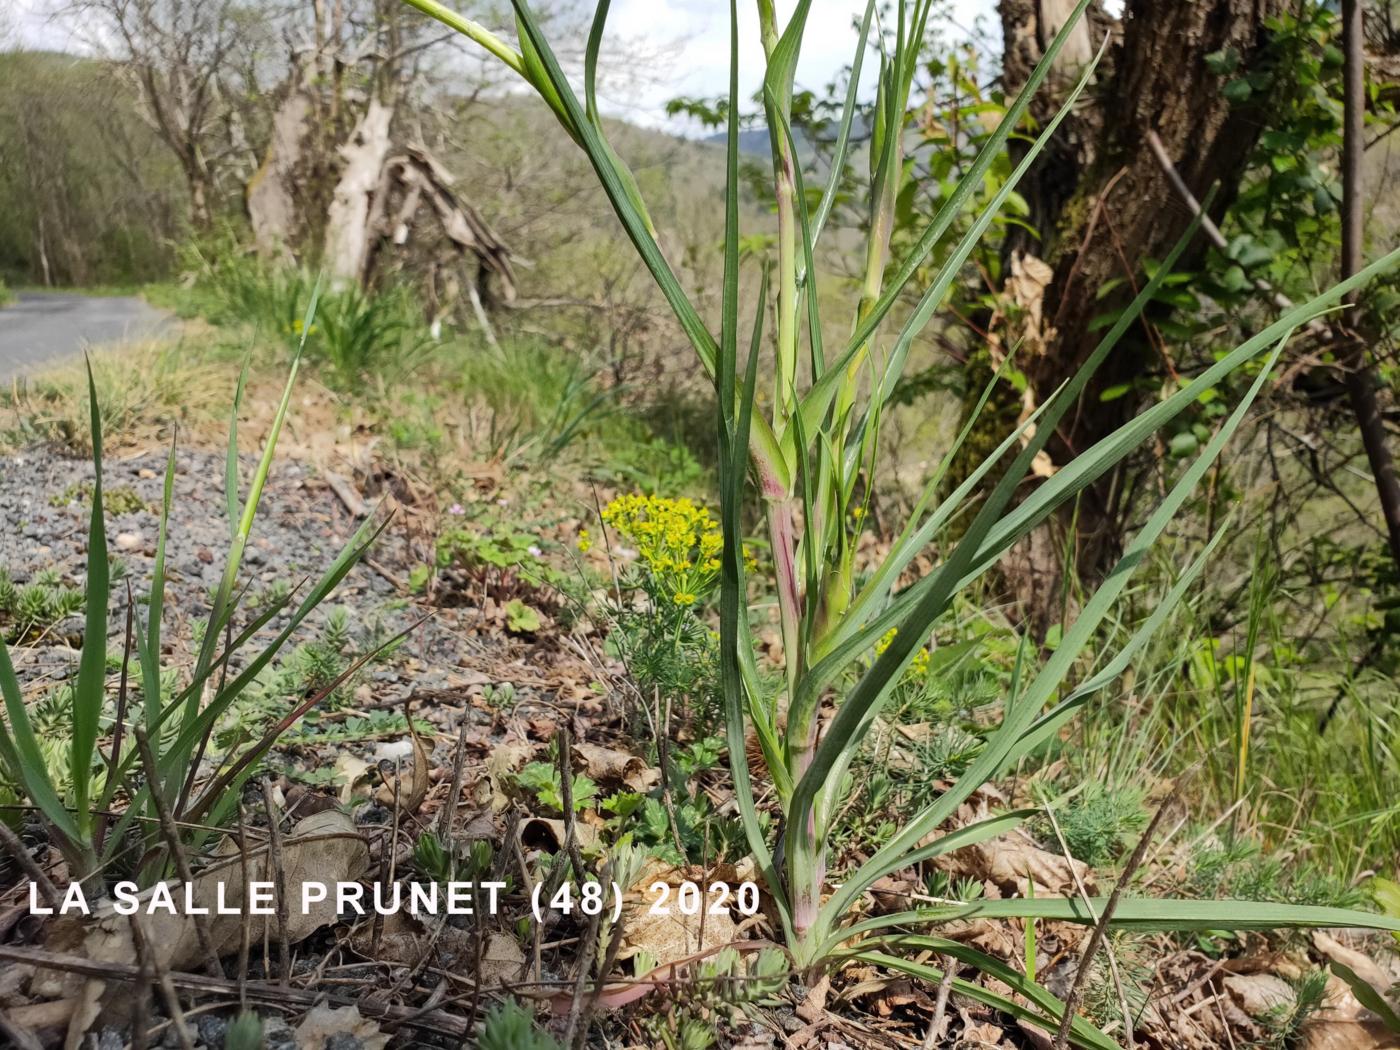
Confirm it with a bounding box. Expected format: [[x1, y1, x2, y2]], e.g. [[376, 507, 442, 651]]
[[172, 281, 323, 800], [855, 949, 1118, 1050], [143, 433, 177, 734], [583, 0, 611, 127], [0, 643, 81, 845], [807, 30, 1107, 444], [963, 261, 1394, 575], [1010, 519, 1232, 764], [71, 361, 110, 838], [814, 352, 1040, 661], [509, 0, 715, 373], [963, 896, 1400, 934], [226, 361, 247, 536], [825, 336, 1291, 923], [162, 514, 387, 784], [720, 273, 787, 923], [881, 937, 1118, 1050], [793, 204, 1209, 745]]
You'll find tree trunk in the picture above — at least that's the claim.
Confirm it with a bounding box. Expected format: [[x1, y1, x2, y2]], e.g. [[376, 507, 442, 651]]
[[1339, 0, 1400, 570], [247, 59, 316, 261], [322, 97, 394, 288], [996, 0, 1287, 614], [187, 163, 213, 232]]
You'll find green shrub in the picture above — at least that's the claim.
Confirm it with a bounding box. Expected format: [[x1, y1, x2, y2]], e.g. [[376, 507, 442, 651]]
[[1039, 783, 1149, 869]]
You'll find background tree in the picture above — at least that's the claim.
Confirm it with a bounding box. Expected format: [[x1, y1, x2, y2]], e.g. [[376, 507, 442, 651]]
[[75, 0, 267, 230], [994, 0, 1294, 608]]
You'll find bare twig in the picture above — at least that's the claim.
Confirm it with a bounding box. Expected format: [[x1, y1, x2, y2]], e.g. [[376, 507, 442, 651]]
[[134, 727, 223, 980], [563, 906, 601, 1050], [261, 779, 291, 986], [130, 914, 195, 1050], [1051, 789, 1177, 1050], [555, 727, 589, 883], [1145, 129, 1328, 339], [0, 821, 59, 908], [438, 712, 473, 850], [235, 804, 253, 1011], [0, 1009, 43, 1050], [922, 961, 956, 1048], [1339, 0, 1400, 570]]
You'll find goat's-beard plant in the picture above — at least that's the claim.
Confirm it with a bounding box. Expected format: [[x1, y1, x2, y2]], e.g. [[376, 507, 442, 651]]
[[405, 0, 1400, 1038]]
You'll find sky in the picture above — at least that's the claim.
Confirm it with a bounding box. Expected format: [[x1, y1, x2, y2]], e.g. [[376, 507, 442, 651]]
[[7, 0, 1003, 133], [601, 0, 1002, 129]]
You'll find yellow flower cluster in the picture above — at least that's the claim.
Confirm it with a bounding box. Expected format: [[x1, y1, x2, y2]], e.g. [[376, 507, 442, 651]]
[[875, 627, 931, 680], [601, 493, 723, 607]]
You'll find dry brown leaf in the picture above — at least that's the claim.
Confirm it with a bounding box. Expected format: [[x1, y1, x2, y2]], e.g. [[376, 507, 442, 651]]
[[40, 809, 369, 1034], [485, 740, 535, 813], [1224, 972, 1296, 1019], [1298, 1020, 1400, 1050], [334, 753, 374, 804], [616, 869, 740, 967], [1315, 932, 1395, 1001], [932, 825, 1090, 897], [295, 1004, 389, 1050], [374, 720, 431, 812], [519, 817, 597, 854], [348, 911, 431, 966], [961, 1019, 1011, 1047], [478, 931, 527, 985], [571, 741, 659, 792]]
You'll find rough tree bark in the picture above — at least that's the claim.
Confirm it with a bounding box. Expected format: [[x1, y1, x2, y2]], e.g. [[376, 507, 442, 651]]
[[246, 57, 317, 262], [996, 0, 1288, 619], [323, 97, 395, 288]]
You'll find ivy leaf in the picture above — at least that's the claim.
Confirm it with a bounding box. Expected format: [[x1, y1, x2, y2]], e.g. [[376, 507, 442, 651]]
[[1169, 432, 1199, 459], [1223, 79, 1253, 103], [1205, 46, 1240, 75]]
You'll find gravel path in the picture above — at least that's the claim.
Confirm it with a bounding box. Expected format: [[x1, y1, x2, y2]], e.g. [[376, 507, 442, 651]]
[[0, 291, 172, 382], [0, 444, 441, 690]]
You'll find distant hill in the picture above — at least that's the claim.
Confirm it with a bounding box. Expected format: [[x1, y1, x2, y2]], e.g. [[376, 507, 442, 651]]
[[703, 113, 873, 160]]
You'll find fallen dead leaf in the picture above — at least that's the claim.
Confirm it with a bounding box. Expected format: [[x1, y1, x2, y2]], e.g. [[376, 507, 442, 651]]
[[1224, 972, 1296, 1018], [616, 867, 741, 967], [519, 816, 597, 854], [571, 741, 659, 792], [479, 931, 527, 985], [1315, 931, 1395, 1001], [39, 809, 369, 1047], [348, 911, 430, 966], [334, 753, 374, 804], [374, 717, 431, 812], [932, 824, 1090, 897], [1298, 1020, 1400, 1050], [295, 1004, 388, 1050], [485, 740, 535, 813]]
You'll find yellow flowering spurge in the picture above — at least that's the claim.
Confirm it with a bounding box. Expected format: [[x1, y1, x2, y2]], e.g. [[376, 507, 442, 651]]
[[875, 627, 930, 682], [601, 493, 723, 607]]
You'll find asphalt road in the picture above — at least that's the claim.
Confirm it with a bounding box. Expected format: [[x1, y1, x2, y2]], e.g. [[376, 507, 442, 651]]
[[0, 291, 172, 382]]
